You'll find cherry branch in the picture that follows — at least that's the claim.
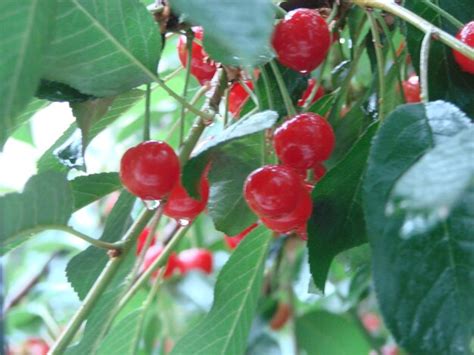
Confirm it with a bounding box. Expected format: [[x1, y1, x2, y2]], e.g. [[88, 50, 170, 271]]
[[352, 0, 474, 60]]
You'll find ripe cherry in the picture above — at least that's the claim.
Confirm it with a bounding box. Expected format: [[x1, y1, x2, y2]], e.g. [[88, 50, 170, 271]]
[[273, 113, 335, 169], [136, 228, 157, 255], [142, 245, 181, 279], [228, 81, 253, 117], [297, 78, 325, 107], [120, 141, 180, 200], [260, 190, 312, 233], [177, 27, 218, 85], [452, 21, 474, 74], [312, 163, 326, 182], [244, 165, 307, 218], [178, 248, 213, 274], [224, 223, 258, 249], [361, 312, 381, 333], [402, 75, 421, 103], [163, 174, 209, 221], [272, 9, 330, 73], [24, 338, 49, 355]]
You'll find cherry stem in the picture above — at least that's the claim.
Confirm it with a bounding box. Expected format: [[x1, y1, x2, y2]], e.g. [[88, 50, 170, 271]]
[[420, 29, 433, 103], [352, 0, 474, 60], [269, 60, 296, 116], [239, 79, 259, 108], [373, 12, 406, 103], [418, 0, 463, 29], [144, 84, 151, 141], [260, 65, 275, 110], [224, 87, 230, 127], [180, 29, 195, 147], [367, 11, 386, 122], [117, 224, 190, 311], [162, 66, 183, 82], [50, 209, 155, 355]]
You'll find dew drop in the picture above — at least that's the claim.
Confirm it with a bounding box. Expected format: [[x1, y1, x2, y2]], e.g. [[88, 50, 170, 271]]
[[142, 199, 161, 210], [178, 218, 190, 226]]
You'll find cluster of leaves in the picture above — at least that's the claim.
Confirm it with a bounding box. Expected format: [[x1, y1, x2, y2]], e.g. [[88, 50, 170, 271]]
[[1, 0, 473, 354]]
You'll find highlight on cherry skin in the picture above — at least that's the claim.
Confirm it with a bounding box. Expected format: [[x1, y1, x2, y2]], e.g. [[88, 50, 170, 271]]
[[119, 140, 180, 201], [452, 21, 474, 74]]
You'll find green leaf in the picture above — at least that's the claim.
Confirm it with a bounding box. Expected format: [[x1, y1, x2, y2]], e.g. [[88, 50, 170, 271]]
[[241, 63, 308, 118], [36, 79, 95, 102], [43, 0, 161, 96], [307, 123, 378, 292], [388, 127, 474, 237], [66, 191, 134, 299], [171, 226, 272, 354], [208, 136, 261, 235], [0, 171, 73, 254], [183, 110, 278, 197], [70, 172, 122, 211], [71, 97, 115, 150], [405, 0, 474, 116], [363, 101, 474, 354], [97, 309, 144, 355], [37, 89, 144, 173], [183, 111, 277, 235], [295, 311, 371, 355], [0, 0, 56, 150], [170, 0, 274, 66]]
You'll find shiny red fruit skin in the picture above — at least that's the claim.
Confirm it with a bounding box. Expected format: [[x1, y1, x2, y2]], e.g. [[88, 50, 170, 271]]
[[177, 27, 218, 85], [163, 175, 209, 221], [402, 75, 421, 103], [260, 190, 313, 233], [297, 78, 325, 107], [273, 113, 335, 169], [178, 248, 213, 274], [24, 338, 49, 355], [224, 223, 258, 249], [312, 163, 326, 182], [272, 9, 330, 73], [453, 21, 474, 74], [120, 141, 180, 200], [244, 165, 307, 218], [136, 228, 156, 255], [142, 245, 181, 279], [228, 81, 253, 117]]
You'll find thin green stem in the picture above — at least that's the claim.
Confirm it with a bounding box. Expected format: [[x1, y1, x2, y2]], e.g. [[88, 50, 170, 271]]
[[420, 29, 433, 103], [367, 11, 386, 121], [302, 51, 330, 112], [162, 66, 183, 82], [239, 79, 259, 108], [50, 209, 155, 354], [269, 60, 296, 116], [144, 84, 151, 141], [260, 66, 274, 110], [19, 225, 121, 251], [118, 224, 190, 311], [352, 0, 474, 60], [179, 30, 194, 146], [273, 3, 287, 19], [224, 88, 230, 127], [419, 0, 463, 29], [373, 12, 406, 103]]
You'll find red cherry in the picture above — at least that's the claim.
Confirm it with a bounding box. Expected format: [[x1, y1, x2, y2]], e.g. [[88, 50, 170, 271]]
[[453, 21, 474, 74], [273, 113, 335, 169], [178, 248, 213, 274], [272, 9, 330, 73], [361, 312, 381, 333], [402, 75, 421, 103], [260, 189, 312, 234], [163, 175, 209, 221], [312, 163, 326, 182], [142, 245, 181, 279], [381, 345, 400, 355], [297, 78, 325, 107], [228, 81, 253, 117], [244, 165, 307, 218], [24, 338, 49, 355], [120, 141, 180, 200], [177, 27, 218, 85], [224, 223, 258, 249], [136, 228, 157, 255]]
